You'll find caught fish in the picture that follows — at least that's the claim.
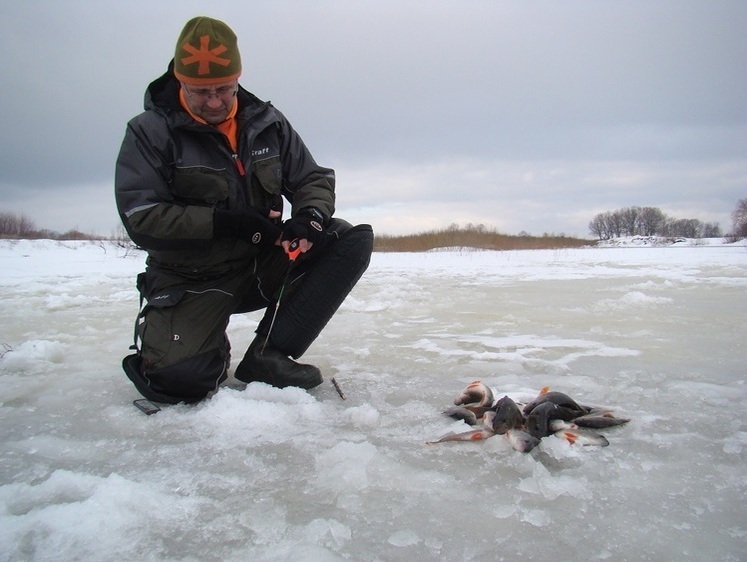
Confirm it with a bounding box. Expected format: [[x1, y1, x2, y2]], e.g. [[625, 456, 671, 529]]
[[523, 391, 588, 418], [525, 401, 582, 439], [454, 380, 494, 408], [571, 413, 630, 429], [491, 396, 524, 435], [525, 402, 556, 439], [442, 406, 479, 426], [506, 429, 540, 453], [431, 383, 629, 453], [426, 428, 495, 444]]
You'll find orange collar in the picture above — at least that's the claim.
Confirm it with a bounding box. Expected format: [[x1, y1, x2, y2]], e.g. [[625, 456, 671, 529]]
[[179, 87, 239, 152]]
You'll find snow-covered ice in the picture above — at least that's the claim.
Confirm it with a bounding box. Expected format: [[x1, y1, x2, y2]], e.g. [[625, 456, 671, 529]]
[[1, 238, 745, 561]]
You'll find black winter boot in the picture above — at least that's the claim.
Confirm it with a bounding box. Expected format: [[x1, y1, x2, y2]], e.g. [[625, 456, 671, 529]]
[[234, 336, 322, 390]]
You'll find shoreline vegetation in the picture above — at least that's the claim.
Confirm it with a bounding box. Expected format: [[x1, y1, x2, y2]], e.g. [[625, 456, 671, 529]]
[[373, 225, 592, 252], [3, 199, 745, 250], [2, 217, 744, 252], [3, 224, 744, 252], [0, 223, 595, 251]]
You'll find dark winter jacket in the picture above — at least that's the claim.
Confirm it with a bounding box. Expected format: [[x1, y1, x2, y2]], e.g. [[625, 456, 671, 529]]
[[115, 62, 336, 273]]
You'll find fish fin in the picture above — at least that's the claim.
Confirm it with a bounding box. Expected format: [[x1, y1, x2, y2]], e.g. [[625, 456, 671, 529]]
[[554, 428, 610, 447], [548, 419, 577, 432], [560, 431, 578, 445], [470, 430, 493, 440]]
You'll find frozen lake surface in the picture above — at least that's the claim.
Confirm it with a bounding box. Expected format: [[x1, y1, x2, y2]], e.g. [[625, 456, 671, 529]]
[[1, 239, 746, 561]]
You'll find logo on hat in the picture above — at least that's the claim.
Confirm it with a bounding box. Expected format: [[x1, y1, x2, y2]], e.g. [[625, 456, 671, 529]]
[[181, 35, 231, 76]]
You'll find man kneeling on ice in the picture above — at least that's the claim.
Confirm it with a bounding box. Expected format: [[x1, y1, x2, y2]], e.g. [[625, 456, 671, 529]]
[[115, 16, 373, 404]]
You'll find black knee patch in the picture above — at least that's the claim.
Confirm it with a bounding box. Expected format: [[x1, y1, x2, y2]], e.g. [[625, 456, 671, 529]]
[[123, 348, 228, 404], [270, 223, 373, 358]]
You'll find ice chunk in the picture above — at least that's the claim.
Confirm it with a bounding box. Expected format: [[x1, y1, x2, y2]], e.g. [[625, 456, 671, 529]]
[[315, 441, 377, 493], [388, 529, 422, 547], [0, 339, 66, 371]]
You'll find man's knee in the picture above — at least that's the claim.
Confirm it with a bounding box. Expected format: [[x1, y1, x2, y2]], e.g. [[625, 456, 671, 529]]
[[123, 347, 228, 404], [126, 283, 233, 403], [269, 223, 373, 358]]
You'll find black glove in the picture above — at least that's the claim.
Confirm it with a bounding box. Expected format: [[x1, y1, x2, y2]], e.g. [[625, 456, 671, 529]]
[[213, 209, 281, 249], [281, 209, 327, 248]]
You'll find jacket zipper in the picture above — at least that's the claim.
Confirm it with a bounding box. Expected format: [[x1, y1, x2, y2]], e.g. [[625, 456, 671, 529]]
[[232, 153, 246, 176]]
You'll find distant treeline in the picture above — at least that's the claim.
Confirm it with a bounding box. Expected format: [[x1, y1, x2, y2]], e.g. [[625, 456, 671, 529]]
[[0, 211, 103, 240], [5, 201, 745, 249], [1, 211, 591, 250], [374, 223, 590, 252], [588, 206, 722, 240]]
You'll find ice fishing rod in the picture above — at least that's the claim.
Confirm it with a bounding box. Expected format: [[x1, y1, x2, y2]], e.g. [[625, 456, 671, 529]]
[[262, 239, 302, 354], [260, 239, 347, 401]]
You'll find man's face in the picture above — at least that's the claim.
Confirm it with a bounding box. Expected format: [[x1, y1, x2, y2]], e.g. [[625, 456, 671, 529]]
[[180, 80, 238, 124]]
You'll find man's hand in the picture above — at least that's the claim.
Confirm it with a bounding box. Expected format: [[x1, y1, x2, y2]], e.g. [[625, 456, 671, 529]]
[[213, 209, 282, 249], [281, 209, 327, 254]]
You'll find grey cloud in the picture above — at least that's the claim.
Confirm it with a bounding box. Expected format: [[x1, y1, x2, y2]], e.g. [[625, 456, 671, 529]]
[[0, 0, 744, 236]]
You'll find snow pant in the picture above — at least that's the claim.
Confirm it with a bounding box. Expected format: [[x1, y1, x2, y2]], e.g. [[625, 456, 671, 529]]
[[123, 220, 373, 404]]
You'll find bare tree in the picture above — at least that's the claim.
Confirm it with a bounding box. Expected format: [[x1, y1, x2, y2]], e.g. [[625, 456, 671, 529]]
[[18, 215, 36, 236], [588, 210, 627, 239], [0, 212, 12, 235], [588, 214, 606, 239], [0, 211, 37, 237], [667, 218, 702, 238], [607, 211, 624, 238], [638, 207, 666, 236], [702, 222, 722, 237], [732, 198, 747, 238], [619, 206, 640, 236], [590, 205, 724, 240]]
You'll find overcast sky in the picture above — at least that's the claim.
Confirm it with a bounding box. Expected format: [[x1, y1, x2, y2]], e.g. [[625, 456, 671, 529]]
[[1, 1, 745, 237]]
